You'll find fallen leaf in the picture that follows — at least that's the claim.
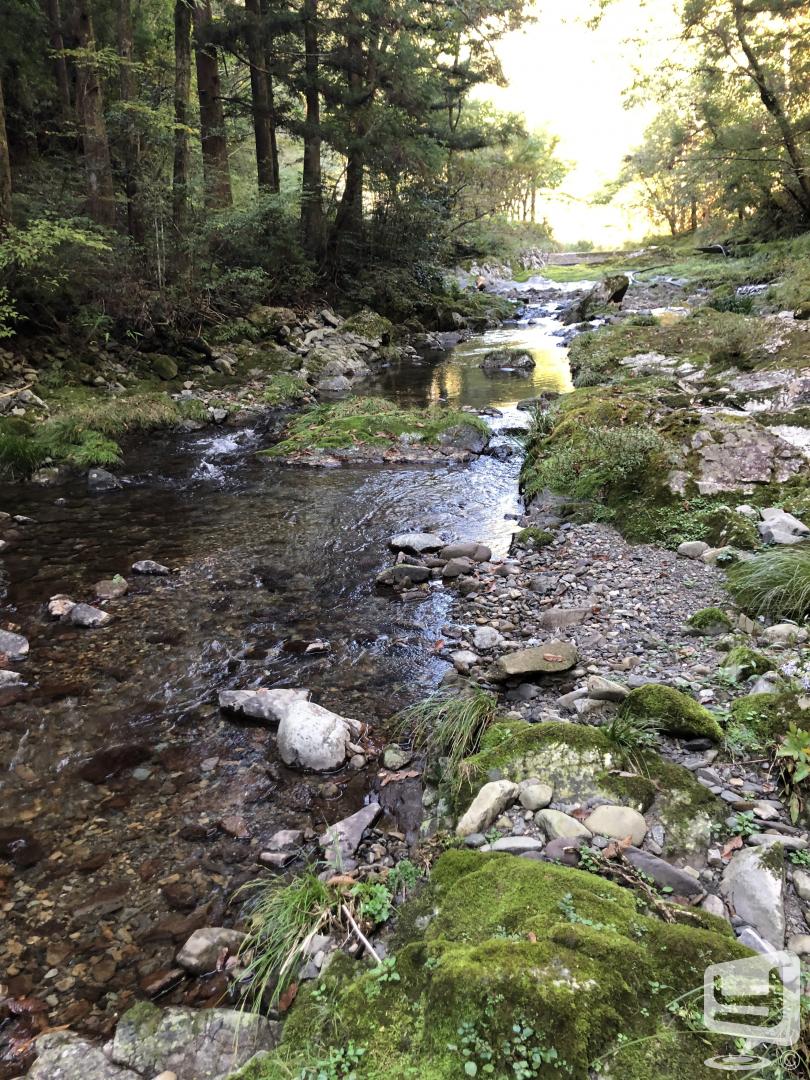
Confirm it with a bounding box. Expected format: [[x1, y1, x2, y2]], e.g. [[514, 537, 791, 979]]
[[527, 931, 537, 943], [278, 982, 298, 1013], [326, 874, 358, 888], [543, 653, 563, 662], [722, 835, 743, 859], [380, 769, 420, 787]]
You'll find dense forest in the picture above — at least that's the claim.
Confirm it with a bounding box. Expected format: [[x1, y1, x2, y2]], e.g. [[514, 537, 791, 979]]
[[0, 0, 566, 343]]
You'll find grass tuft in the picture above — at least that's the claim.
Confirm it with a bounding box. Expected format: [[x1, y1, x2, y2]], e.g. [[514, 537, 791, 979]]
[[236, 870, 339, 1012], [726, 547, 810, 621], [394, 687, 498, 791]]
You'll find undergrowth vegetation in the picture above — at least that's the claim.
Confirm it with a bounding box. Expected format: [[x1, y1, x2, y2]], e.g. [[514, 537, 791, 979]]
[[726, 547, 810, 621]]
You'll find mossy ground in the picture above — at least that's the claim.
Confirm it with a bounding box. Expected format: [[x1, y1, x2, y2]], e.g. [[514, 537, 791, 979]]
[[0, 384, 210, 478], [620, 684, 724, 742], [687, 607, 732, 631], [260, 397, 489, 458], [231, 851, 749, 1080]]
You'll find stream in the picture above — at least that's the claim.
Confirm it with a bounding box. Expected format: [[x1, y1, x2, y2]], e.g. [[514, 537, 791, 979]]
[[0, 289, 573, 1063]]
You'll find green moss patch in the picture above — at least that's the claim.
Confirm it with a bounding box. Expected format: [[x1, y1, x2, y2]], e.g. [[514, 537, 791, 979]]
[[687, 607, 733, 632], [261, 397, 489, 459], [262, 373, 308, 407], [727, 692, 802, 746], [620, 684, 724, 742], [239, 852, 748, 1079]]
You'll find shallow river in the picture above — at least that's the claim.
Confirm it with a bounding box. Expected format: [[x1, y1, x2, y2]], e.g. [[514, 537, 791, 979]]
[[0, 294, 572, 1063]]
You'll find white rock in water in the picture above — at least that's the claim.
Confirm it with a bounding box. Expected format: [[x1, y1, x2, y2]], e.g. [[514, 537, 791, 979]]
[[276, 699, 356, 771], [48, 594, 76, 618], [219, 686, 309, 723], [388, 531, 445, 553], [0, 628, 29, 660], [65, 603, 113, 628], [132, 559, 170, 575]]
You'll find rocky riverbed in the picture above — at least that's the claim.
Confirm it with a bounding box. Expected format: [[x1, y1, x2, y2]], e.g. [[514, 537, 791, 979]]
[[4, 265, 810, 1078]]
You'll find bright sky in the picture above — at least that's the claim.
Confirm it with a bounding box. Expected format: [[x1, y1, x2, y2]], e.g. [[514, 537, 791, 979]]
[[475, 0, 681, 247]]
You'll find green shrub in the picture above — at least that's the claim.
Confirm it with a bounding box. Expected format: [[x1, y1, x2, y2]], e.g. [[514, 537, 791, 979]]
[[726, 547, 810, 620], [523, 423, 664, 502]]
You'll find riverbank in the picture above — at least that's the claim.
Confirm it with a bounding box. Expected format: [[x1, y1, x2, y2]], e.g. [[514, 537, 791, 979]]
[[5, 255, 810, 1078]]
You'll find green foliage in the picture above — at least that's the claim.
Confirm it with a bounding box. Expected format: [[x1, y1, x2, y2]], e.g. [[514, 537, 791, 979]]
[[603, 710, 662, 759], [388, 859, 420, 898], [777, 724, 810, 786], [726, 547, 810, 620], [298, 1042, 366, 1080], [394, 687, 499, 793], [730, 811, 757, 838], [522, 421, 664, 503], [350, 882, 392, 926], [362, 956, 401, 1000]]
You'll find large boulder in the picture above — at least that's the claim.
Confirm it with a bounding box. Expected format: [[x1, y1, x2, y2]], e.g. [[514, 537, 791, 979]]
[[30, 1032, 139, 1080], [276, 698, 356, 771], [720, 845, 785, 947], [480, 348, 535, 373], [619, 684, 724, 742], [112, 1003, 278, 1079], [562, 274, 629, 324], [218, 687, 309, 724], [758, 507, 810, 545], [489, 641, 578, 680]]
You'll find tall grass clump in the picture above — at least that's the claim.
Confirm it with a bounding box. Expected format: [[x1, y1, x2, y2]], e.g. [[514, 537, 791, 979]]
[[236, 870, 339, 1012], [394, 687, 498, 789], [726, 546, 810, 621]]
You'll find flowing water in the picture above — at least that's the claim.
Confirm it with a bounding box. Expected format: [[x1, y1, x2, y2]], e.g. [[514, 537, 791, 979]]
[[0, 296, 571, 1063]]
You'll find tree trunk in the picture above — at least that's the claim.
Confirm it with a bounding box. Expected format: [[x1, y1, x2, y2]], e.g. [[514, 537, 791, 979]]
[[72, 0, 116, 228], [260, 0, 280, 189], [300, 0, 323, 255], [733, 0, 810, 218], [41, 0, 72, 120], [329, 14, 369, 266], [245, 0, 277, 192], [117, 0, 143, 243], [173, 0, 192, 231], [0, 77, 12, 230], [193, 0, 232, 209]]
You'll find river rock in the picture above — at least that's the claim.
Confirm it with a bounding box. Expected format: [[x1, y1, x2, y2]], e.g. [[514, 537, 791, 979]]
[[622, 848, 705, 898], [456, 780, 518, 837], [87, 467, 122, 492], [720, 846, 785, 947], [439, 542, 492, 562], [320, 802, 382, 863], [758, 507, 810, 545], [112, 1002, 278, 1079], [0, 628, 29, 660], [488, 835, 544, 853], [0, 668, 25, 687], [793, 869, 810, 901], [48, 593, 76, 618], [218, 687, 309, 724], [451, 649, 479, 673], [30, 1031, 140, 1079], [489, 641, 577, 680], [176, 927, 246, 975], [65, 602, 113, 628], [376, 564, 431, 587], [584, 804, 647, 845], [534, 809, 592, 840], [586, 675, 628, 702], [276, 698, 355, 771], [760, 623, 808, 646], [316, 374, 351, 393], [389, 532, 444, 554], [437, 422, 488, 455], [472, 626, 503, 651], [518, 779, 553, 811], [132, 560, 170, 575], [677, 541, 710, 559], [442, 557, 475, 578], [95, 575, 128, 599]]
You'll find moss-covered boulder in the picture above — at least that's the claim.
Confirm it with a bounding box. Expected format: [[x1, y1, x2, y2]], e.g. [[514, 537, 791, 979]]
[[687, 606, 733, 636], [727, 692, 805, 744], [148, 353, 178, 381], [342, 308, 394, 342], [459, 720, 724, 857], [231, 852, 749, 1079], [620, 684, 724, 742], [719, 646, 772, 685]]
